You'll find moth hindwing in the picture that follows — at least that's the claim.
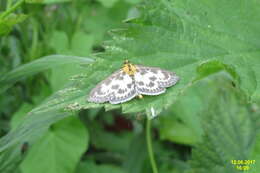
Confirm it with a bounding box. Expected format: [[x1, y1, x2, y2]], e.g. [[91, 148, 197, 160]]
[[88, 61, 180, 104]]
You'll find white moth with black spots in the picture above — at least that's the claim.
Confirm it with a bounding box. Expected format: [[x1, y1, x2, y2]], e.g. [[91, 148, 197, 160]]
[[88, 60, 180, 104]]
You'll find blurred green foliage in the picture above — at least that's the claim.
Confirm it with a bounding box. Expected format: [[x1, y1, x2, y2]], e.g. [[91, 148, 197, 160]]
[[0, 0, 260, 173]]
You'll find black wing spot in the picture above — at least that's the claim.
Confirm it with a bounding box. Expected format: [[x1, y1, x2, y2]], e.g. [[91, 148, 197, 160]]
[[150, 69, 158, 74], [96, 87, 104, 95], [127, 83, 132, 88], [105, 79, 112, 85], [149, 76, 157, 81], [112, 85, 119, 90], [138, 81, 144, 86], [162, 71, 169, 79], [140, 70, 147, 75], [147, 82, 155, 87], [115, 74, 123, 80], [118, 88, 125, 94]]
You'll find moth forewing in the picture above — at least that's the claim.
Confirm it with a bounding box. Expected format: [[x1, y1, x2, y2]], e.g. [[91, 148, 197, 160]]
[[108, 73, 136, 104], [87, 69, 137, 104]]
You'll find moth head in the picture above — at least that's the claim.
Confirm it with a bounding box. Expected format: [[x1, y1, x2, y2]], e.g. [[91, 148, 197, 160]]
[[124, 60, 130, 65], [122, 60, 137, 76]]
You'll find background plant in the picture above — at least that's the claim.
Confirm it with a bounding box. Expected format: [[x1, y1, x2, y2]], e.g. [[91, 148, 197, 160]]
[[0, 0, 260, 173]]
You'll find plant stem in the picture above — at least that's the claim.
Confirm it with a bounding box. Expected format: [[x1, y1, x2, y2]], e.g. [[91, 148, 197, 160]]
[[29, 18, 38, 60], [146, 117, 158, 173], [0, 0, 24, 19]]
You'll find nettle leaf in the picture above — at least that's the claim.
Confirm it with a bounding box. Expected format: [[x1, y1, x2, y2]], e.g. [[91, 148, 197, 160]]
[[189, 87, 259, 173], [169, 0, 260, 101], [56, 0, 259, 114], [158, 79, 211, 145], [20, 116, 88, 173]]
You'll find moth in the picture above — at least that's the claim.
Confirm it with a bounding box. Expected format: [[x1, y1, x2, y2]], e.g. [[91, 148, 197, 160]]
[[87, 60, 180, 104]]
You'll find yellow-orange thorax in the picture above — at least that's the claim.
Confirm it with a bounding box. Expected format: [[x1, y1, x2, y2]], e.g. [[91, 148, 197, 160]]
[[122, 61, 137, 76]]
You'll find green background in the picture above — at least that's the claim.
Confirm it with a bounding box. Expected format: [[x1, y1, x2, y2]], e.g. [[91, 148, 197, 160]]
[[0, 0, 259, 173]]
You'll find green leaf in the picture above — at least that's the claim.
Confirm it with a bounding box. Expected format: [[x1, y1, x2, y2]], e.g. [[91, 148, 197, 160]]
[[25, 0, 44, 3], [49, 64, 86, 91], [0, 55, 92, 152], [248, 134, 260, 173], [159, 120, 199, 145], [0, 55, 94, 86], [0, 65, 87, 168], [0, 111, 70, 152], [189, 85, 259, 173], [82, 2, 131, 45], [49, 31, 70, 54], [97, 0, 119, 8], [11, 85, 52, 129], [123, 134, 148, 173], [50, 31, 94, 56], [88, 121, 133, 152], [25, 0, 70, 4], [10, 103, 34, 129], [20, 116, 88, 173], [195, 60, 238, 82], [48, 31, 94, 91], [158, 80, 212, 145], [169, 0, 260, 100], [124, 0, 142, 4], [42, 0, 259, 115], [0, 14, 27, 36], [1, 0, 260, 170], [71, 32, 94, 57], [2, 0, 259, 155], [0, 144, 25, 173], [77, 160, 126, 173]]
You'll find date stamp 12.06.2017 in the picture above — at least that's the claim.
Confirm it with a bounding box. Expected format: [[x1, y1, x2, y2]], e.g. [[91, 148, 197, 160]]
[[231, 160, 256, 171]]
